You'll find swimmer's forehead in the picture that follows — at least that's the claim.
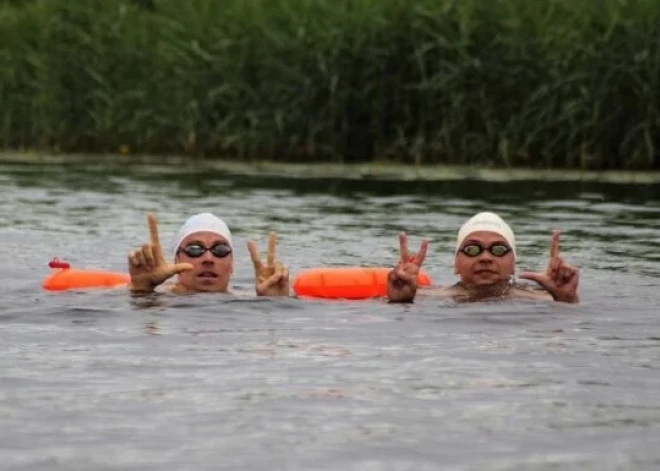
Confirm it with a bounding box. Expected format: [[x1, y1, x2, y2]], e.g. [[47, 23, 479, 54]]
[[180, 231, 230, 246], [460, 231, 511, 244]]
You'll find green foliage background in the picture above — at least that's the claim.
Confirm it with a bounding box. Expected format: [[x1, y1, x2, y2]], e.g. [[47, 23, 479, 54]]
[[2, 0, 659, 169]]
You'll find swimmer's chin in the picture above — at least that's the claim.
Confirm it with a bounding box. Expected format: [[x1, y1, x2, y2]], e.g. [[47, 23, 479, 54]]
[[171, 282, 229, 294]]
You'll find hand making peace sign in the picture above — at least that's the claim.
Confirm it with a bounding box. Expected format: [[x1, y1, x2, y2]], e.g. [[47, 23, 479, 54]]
[[386, 232, 429, 303], [247, 231, 290, 297], [518, 230, 580, 303], [128, 213, 193, 293]]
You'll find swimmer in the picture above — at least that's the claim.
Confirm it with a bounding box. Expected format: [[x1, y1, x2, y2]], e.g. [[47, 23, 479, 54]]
[[387, 212, 580, 304], [127, 212, 289, 296]]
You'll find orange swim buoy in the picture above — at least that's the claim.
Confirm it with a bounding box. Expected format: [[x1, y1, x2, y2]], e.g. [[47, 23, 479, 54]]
[[42, 258, 431, 298], [292, 267, 432, 299], [42, 258, 130, 291]]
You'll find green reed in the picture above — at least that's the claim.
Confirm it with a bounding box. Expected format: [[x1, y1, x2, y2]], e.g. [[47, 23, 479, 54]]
[[1, 0, 659, 169]]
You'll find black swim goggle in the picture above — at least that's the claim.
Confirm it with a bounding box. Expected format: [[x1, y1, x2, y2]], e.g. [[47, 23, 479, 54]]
[[178, 243, 232, 258], [459, 243, 512, 258]]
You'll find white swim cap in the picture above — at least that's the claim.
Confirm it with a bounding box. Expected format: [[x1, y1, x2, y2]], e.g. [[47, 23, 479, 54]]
[[173, 213, 233, 258], [455, 212, 516, 258]]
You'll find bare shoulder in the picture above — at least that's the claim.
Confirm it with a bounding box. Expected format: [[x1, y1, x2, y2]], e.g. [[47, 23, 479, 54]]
[[159, 281, 180, 294], [418, 282, 554, 302], [511, 283, 554, 301], [417, 285, 457, 298]]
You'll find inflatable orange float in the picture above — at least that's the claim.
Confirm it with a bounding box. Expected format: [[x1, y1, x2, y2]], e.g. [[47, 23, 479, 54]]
[[292, 267, 432, 299], [42, 258, 130, 291], [43, 259, 432, 299]]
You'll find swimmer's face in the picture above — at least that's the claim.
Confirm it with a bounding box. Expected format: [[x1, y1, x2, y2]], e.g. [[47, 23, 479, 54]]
[[454, 231, 515, 286], [174, 231, 233, 292]]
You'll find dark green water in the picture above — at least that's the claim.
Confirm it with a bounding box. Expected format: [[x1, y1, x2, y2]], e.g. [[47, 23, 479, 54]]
[[1, 160, 659, 470]]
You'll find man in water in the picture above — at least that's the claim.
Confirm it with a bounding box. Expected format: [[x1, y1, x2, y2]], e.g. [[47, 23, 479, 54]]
[[127, 212, 289, 296], [386, 212, 580, 303]]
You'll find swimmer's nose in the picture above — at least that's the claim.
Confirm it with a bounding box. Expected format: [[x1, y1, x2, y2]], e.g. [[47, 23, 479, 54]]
[[477, 252, 494, 262], [200, 251, 215, 263]]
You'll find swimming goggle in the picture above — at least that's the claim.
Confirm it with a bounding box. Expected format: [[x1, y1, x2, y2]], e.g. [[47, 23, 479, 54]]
[[178, 243, 232, 258], [459, 243, 512, 257]]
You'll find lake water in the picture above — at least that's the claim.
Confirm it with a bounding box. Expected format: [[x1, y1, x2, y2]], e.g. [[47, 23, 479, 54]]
[[1, 159, 659, 471]]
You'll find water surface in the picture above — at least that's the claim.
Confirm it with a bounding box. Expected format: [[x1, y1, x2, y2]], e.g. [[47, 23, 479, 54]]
[[1, 160, 659, 471]]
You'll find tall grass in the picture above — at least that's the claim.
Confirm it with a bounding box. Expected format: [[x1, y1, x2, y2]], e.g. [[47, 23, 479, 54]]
[[1, 0, 659, 169]]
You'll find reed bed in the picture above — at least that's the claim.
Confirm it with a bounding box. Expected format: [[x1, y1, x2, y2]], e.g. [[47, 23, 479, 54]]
[[1, 0, 659, 169]]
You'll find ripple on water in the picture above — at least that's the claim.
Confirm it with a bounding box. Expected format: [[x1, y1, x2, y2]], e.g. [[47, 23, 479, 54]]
[[1, 161, 659, 470]]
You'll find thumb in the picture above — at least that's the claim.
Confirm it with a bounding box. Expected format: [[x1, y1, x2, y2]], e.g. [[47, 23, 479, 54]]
[[169, 263, 193, 276], [518, 271, 545, 284]]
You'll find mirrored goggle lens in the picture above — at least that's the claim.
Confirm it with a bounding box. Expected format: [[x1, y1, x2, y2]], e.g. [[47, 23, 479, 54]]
[[490, 245, 510, 257], [462, 245, 483, 257], [461, 244, 511, 257]]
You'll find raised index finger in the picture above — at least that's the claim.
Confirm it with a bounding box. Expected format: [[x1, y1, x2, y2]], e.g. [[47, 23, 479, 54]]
[[267, 231, 276, 266], [147, 213, 161, 247], [550, 229, 560, 258]]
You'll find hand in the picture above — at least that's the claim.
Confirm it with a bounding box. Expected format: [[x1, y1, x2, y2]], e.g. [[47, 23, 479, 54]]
[[387, 232, 429, 303], [518, 230, 580, 303], [128, 213, 193, 293], [247, 231, 290, 297]]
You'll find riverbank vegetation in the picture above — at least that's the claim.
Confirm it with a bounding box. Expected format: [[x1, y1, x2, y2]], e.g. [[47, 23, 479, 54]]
[[1, 0, 659, 169]]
